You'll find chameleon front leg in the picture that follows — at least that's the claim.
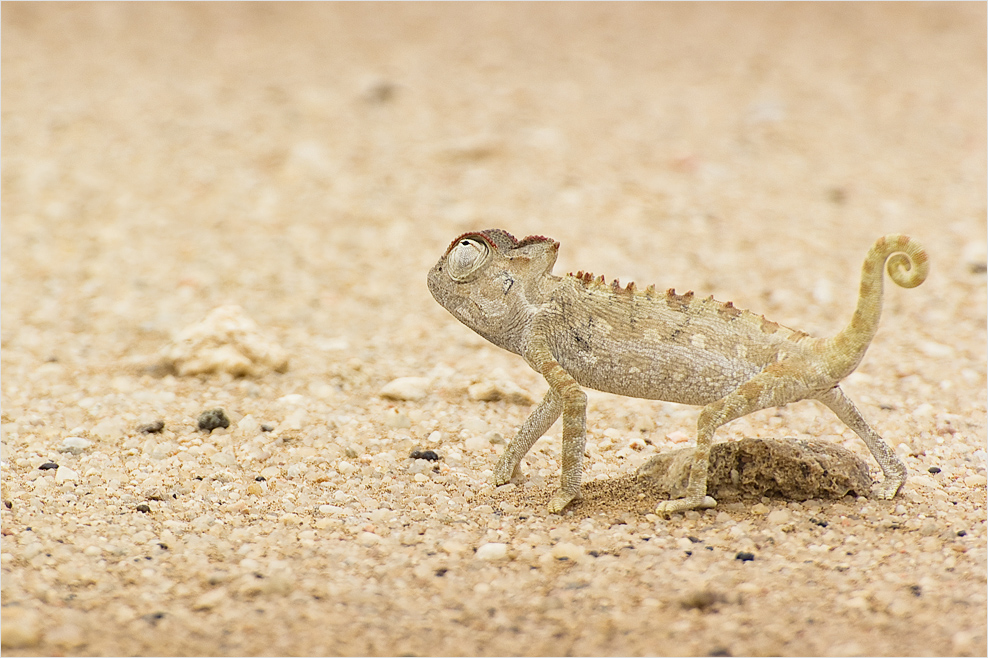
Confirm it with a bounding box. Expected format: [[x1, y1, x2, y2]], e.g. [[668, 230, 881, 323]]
[[492, 388, 562, 486], [815, 385, 906, 499], [517, 340, 588, 513]]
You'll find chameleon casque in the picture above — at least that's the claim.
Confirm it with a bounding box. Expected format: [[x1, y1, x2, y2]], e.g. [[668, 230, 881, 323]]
[[427, 229, 929, 514]]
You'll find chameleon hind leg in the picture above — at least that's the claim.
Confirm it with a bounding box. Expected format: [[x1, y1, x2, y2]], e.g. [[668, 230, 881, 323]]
[[815, 385, 907, 499], [656, 361, 813, 514]]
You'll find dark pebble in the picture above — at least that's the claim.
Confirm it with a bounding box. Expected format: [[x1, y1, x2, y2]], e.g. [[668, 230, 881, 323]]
[[39, 462, 59, 471], [687, 535, 703, 543], [197, 408, 230, 432], [810, 518, 829, 527], [708, 648, 733, 657], [261, 424, 274, 432], [139, 420, 165, 434], [957, 530, 967, 537], [735, 551, 755, 562], [136, 503, 151, 513], [255, 476, 266, 482], [434, 567, 449, 577], [410, 449, 440, 461], [910, 584, 922, 597], [928, 466, 941, 474]]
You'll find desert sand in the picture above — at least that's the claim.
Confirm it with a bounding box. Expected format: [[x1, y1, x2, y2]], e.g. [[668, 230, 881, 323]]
[[2, 4, 985, 656]]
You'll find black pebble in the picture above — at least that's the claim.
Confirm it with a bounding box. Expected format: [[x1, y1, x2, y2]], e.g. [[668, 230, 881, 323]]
[[410, 449, 440, 461], [957, 530, 967, 537], [139, 420, 165, 434], [260, 424, 274, 432], [687, 535, 703, 543], [434, 567, 448, 577], [39, 462, 59, 471], [255, 476, 266, 482], [910, 584, 922, 597], [810, 518, 829, 527], [708, 648, 733, 657], [197, 408, 230, 432], [735, 551, 755, 562], [136, 503, 151, 513], [928, 466, 941, 474]]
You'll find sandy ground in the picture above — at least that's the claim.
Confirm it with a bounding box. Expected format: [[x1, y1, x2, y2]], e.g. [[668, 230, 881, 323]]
[[2, 4, 986, 656]]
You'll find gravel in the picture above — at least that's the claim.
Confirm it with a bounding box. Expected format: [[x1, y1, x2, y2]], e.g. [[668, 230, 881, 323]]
[[2, 4, 985, 657]]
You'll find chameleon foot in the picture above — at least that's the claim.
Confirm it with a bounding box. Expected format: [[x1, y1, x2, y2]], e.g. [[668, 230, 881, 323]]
[[491, 460, 523, 487], [655, 495, 717, 515], [872, 476, 906, 500], [547, 488, 580, 514]]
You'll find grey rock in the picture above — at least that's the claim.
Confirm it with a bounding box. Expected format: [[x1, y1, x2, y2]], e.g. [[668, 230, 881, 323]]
[[636, 437, 874, 501]]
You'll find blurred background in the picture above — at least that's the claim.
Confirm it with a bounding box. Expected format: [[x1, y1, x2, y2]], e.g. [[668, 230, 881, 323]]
[[2, 2, 984, 376]]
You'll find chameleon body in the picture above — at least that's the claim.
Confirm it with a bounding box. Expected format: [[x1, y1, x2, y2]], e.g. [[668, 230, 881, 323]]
[[427, 229, 929, 513]]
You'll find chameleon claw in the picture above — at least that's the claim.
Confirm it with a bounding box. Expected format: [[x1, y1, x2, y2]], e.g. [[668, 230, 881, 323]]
[[655, 495, 717, 516]]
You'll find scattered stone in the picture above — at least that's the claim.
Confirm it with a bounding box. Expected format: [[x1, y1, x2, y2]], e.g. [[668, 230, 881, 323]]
[[735, 551, 755, 562], [38, 462, 59, 471], [410, 449, 440, 461], [260, 424, 274, 432], [475, 542, 509, 561], [468, 380, 533, 405], [136, 503, 151, 513], [550, 542, 586, 561], [380, 377, 430, 401], [59, 436, 92, 454], [54, 466, 79, 483], [138, 420, 165, 434], [810, 518, 829, 527], [637, 437, 873, 501], [198, 409, 231, 432], [161, 305, 289, 377], [928, 465, 941, 474]]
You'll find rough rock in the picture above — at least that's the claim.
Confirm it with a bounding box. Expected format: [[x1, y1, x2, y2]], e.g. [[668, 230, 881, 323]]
[[636, 437, 874, 501], [161, 305, 289, 377]]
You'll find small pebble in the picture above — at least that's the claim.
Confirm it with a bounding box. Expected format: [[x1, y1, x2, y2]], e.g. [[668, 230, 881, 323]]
[[260, 424, 274, 432], [38, 462, 59, 471], [136, 504, 151, 513], [198, 409, 231, 432], [55, 466, 79, 483], [379, 377, 429, 401], [59, 436, 92, 454], [927, 466, 941, 474], [735, 551, 755, 562], [138, 420, 165, 434], [409, 449, 440, 461], [475, 542, 509, 561]]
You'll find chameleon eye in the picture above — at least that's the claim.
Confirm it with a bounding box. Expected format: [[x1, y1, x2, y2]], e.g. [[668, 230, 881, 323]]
[[446, 237, 490, 281]]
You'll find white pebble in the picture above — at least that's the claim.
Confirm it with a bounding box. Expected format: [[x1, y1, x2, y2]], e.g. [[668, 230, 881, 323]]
[[963, 474, 986, 488], [357, 532, 382, 547], [209, 452, 237, 467], [59, 436, 92, 454], [380, 377, 430, 401], [550, 542, 585, 561], [54, 466, 79, 483], [475, 542, 509, 561], [767, 509, 790, 524]]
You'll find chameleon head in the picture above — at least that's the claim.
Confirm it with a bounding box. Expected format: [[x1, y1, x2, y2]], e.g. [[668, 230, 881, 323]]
[[428, 229, 559, 354]]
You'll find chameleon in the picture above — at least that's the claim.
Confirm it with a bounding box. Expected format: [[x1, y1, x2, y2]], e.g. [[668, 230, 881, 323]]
[[427, 229, 929, 514]]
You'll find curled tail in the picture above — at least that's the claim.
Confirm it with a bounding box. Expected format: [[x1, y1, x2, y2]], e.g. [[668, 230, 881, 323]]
[[823, 234, 929, 380]]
